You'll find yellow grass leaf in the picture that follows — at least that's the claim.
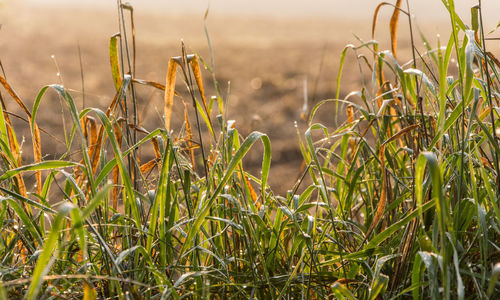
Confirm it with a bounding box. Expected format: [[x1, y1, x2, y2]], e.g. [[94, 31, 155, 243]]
[[83, 282, 97, 300], [109, 33, 122, 91], [190, 55, 210, 116], [164, 58, 177, 131]]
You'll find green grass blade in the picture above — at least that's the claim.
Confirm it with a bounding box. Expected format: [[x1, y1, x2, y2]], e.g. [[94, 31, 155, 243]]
[[0, 160, 78, 181], [179, 131, 271, 257]]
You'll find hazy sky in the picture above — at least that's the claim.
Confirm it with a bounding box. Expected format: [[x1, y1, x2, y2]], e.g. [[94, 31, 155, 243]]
[[21, 0, 500, 22]]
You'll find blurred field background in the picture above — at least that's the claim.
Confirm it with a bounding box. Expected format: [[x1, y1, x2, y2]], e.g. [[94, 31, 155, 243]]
[[1, 0, 499, 193]]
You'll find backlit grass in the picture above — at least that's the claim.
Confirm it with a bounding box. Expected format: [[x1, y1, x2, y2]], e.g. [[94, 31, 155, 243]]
[[0, 0, 499, 299]]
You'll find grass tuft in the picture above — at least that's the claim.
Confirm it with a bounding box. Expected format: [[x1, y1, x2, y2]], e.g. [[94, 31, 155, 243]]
[[0, 0, 499, 298]]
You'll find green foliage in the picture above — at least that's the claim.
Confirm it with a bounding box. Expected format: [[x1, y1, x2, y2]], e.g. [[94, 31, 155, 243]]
[[0, 1, 499, 299]]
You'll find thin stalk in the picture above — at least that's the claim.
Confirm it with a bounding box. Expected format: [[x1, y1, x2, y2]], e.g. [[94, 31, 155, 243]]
[[120, 3, 139, 192], [406, 0, 428, 149], [179, 44, 210, 186], [447, 0, 466, 206], [77, 42, 85, 110], [478, 0, 500, 194]]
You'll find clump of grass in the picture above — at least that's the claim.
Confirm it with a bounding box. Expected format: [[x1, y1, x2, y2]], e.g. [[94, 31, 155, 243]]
[[1, 0, 500, 299]]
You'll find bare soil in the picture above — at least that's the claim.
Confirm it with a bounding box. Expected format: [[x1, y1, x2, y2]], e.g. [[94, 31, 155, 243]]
[[0, 2, 472, 193]]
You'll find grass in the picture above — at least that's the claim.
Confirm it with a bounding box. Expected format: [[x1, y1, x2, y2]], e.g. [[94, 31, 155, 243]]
[[1, 0, 500, 298]]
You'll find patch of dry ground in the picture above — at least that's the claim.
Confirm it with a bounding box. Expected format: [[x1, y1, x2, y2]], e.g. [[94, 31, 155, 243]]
[[0, 2, 459, 193]]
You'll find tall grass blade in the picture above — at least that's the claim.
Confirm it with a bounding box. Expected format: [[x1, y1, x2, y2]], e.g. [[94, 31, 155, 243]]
[[25, 203, 74, 300], [179, 131, 271, 256], [109, 33, 122, 92], [164, 58, 177, 131], [389, 0, 402, 58]]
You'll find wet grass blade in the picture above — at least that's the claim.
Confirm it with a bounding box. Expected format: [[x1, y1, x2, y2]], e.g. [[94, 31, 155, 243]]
[[179, 131, 271, 256], [26, 204, 74, 300], [109, 33, 122, 91]]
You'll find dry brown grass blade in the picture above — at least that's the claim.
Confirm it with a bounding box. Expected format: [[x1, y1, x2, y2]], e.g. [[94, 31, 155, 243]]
[[405, 92, 417, 108], [190, 55, 210, 116], [88, 85, 128, 174], [390, 0, 403, 58], [105, 89, 124, 117], [372, 2, 396, 87], [81, 115, 103, 178], [391, 218, 418, 289], [83, 116, 100, 176], [371, 1, 403, 42], [0, 109, 27, 197], [4, 122, 21, 165], [126, 122, 149, 134], [4, 122, 28, 198], [16, 239, 28, 263], [234, 163, 260, 208], [372, 2, 387, 39], [382, 124, 420, 146], [346, 105, 354, 124], [375, 84, 387, 109], [32, 123, 42, 195], [132, 78, 166, 91], [365, 145, 387, 238], [90, 127, 106, 175], [14, 174, 27, 197], [363, 124, 420, 238], [81, 117, 89, 141], [164, 58, 177, 131], [480, 157, 492, 168], [0, 74, 43, 195], [487, 52, 500, 69], [0, 103, 20, 161], [244, 175, 259, 208], [0, 74, 31, 117], [152, 137, 161, 160], [139, 159, 157, 175], [380, 81, 395, 99], [88, 117, 98, 153], [3, 111, 63, 144]]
